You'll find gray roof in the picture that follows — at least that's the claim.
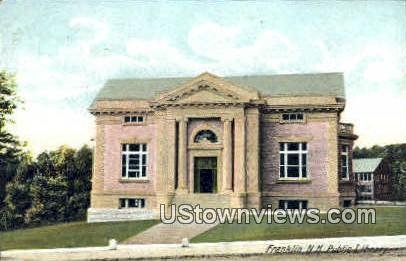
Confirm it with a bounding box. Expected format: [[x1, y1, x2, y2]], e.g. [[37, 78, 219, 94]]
[[94, 72, 345, 101], [353, 158, 383, 173]]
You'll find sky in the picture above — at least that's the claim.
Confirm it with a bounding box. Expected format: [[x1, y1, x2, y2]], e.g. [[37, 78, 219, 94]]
[[0, 1, 405, 154]]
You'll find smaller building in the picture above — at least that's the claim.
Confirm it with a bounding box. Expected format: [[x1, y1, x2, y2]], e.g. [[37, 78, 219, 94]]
[[353, 158, 392, 201]]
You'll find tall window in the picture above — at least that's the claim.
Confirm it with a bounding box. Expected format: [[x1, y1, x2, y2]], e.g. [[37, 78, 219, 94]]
[[122, 144, 147, 179], [279, 142, 307, 179], [341, 145, 349, 180]]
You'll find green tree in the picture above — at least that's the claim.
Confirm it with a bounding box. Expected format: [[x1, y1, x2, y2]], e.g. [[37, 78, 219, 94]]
[[0, 154, 36, 230], [25, 175, 68, 225], [0, 71, 24, 208], [3, 181, 31, 227], [67, 145, 92, 220]]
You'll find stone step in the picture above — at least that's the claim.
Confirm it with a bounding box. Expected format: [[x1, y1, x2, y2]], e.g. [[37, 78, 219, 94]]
[[171, 194, 231, 209]]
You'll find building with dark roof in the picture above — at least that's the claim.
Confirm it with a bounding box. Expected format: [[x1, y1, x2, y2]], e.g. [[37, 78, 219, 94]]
[[88, 72, 357, 222]]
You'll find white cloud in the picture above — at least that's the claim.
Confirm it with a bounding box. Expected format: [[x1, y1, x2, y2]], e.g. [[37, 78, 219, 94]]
[[313, 41, 404, 83], [187, 22, 299, 74], [187, 22, 242, 60], [126, 39, 202, 75], [124, 22, 300, 76], [69, 17, 110, 48]]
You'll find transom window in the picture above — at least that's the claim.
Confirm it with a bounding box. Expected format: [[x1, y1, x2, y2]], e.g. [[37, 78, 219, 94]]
[[194, 130, 218, 143], [279, 142, 307, 179], [124, 115, 144, 123], [341, 145, 349, 180], [278, 200, 308, 210], [282, 112, 304, 122], [119, 198, 145, 209], [122, 144, 147, 179]]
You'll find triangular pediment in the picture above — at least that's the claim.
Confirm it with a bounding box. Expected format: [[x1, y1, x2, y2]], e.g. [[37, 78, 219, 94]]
[[177, 88, 235, 103], [151, 72, 259, 106]]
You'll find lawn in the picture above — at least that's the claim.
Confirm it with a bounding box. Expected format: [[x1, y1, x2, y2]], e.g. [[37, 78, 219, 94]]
[[0, 219, 159, 250], [192, 207, 406, 243]]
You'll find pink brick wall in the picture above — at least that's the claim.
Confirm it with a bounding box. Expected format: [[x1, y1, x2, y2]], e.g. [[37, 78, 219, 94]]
[[261, 121, 330, 194], [103, 123, 157, 193]]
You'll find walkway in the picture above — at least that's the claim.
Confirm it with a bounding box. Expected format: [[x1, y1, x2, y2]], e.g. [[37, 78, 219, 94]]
[[123, 221, 217, 244]]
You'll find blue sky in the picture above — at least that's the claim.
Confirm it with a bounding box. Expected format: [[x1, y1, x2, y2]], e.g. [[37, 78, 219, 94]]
[[0, 1, 405, 154]]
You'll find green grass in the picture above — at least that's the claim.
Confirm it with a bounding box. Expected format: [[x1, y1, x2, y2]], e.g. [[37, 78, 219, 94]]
[[192, 207, 406, 243], [0, 220, 159, 250]]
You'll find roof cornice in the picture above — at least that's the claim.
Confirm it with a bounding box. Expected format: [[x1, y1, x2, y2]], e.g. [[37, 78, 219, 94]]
[[262, 103, 345, 113]]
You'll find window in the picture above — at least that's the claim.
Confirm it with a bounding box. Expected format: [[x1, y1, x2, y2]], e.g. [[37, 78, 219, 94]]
[[341, 145, 349, 180], [360, 195, 372, 200], [281, 112, 304, 122], [194, 130, 218, 143], [122, 144, 148, 179], [343, 200, 352, 208], [119, 198, 145, 209], [278, 200, 308, 210], [124, 115, 144, 123], [358, 172, 372, 181], [279, 142, 307, 179]]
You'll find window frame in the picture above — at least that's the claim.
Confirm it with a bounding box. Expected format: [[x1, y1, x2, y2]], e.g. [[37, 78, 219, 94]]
[[123, 115, 145, 125], [279, 142, 308, 180], [280, 112, 305, 123], [340, 144, 350, 180], [194, 129, 218, 143], [121, 143, 148, 179], [119, 198, 145, 209], [278, 200, 308, 210]]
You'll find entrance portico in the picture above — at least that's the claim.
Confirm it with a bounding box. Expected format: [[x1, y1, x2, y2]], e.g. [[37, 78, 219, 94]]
[[177, 116, 233, 195], [152, 74, 262, 209]]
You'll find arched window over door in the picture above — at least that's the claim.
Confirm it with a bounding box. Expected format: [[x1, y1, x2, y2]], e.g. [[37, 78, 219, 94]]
[[194, 130, 218, 143]]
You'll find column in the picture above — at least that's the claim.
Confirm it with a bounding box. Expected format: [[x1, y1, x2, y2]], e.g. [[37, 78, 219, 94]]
[[232, 115, 247, 208], [177, 118, 188, 192], [245, 108, 261, 209], [222, 117, 233, 193], [166, 119, 177, 194]]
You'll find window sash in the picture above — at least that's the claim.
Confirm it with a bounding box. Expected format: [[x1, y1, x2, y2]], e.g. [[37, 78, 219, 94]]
[[279, 200, 308, 210], [122, 144, 148, 179], [282, 113, 304, 122], [124, 115, 144, 123], [119, 198, 145, 209], [340, 145, 349, 179], [279, 142, 307, 179]]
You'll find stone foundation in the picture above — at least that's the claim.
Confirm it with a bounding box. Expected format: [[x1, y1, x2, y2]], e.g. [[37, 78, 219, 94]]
[[262, 195, 340, 211], [87, 208, 159, 223]]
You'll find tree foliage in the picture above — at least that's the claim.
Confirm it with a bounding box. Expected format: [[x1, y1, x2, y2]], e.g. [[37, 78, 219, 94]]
[[0, 71, 24, 209], [0, 145, 93, 231]]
